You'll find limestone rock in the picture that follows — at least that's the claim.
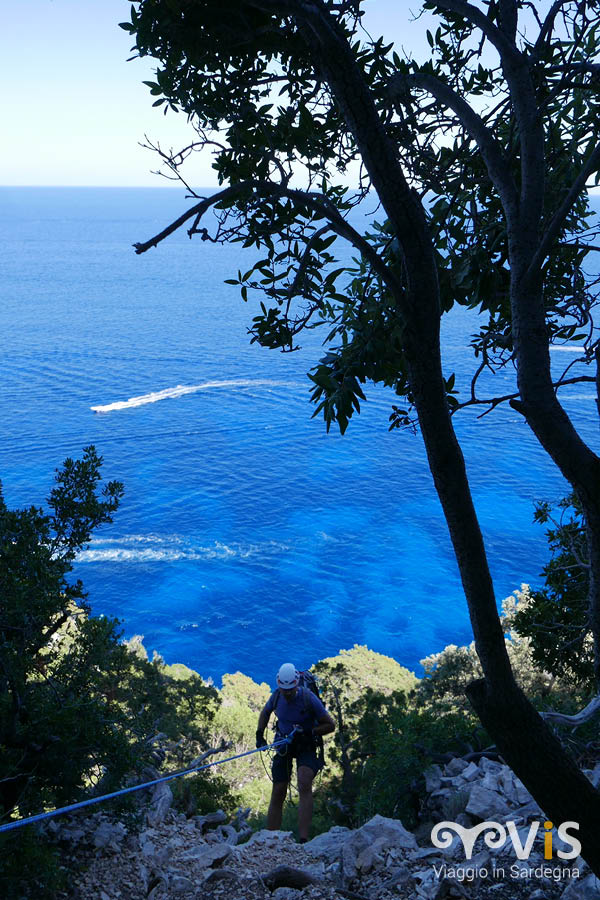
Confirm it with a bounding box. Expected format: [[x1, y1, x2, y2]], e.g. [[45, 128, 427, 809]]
[[340, 830, 371, 883], [461, 762, 480, 782], [513, 777, 533, 805], [425, 765, 443, 792], [573, 857, 590, 875], [139, 836, 156, 858], [52, 821, 87, 845], [561, 874, 600, 899], [412, 848, 445, 861], [356, 814, 418, 850], [586, 763, 600, 789], [153, 845, 171, 868], [481, 770, 502, 792], [465, 784, 510, 821], [479, 758, 502, 774], [430, 788, 453, 803], [146, 783, 173, 827], [93, 821, 128, 850], [514, 798, 543, 819], [180, 842, 232, 867], [167, 835, 186, 854], [381, 864, 412, 889], [70, 749, 596, 900], [468, 848, 491, 870], [169, 873, 194, 893], [455, 813, 473, 828], [204, 830, 225, 843], [245, 829, 294, 846], [413, 866, 452, 899], [202, 867, 242, 886], [339, 814, 418, 885], [355, 836, 389, 873], [304, 826, 352, 858], [445, 758, 469, 777], [146, 871, 168, 900]]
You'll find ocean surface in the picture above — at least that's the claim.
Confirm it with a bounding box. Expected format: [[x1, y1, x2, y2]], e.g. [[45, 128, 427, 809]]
[[1, 186, 598, 687]]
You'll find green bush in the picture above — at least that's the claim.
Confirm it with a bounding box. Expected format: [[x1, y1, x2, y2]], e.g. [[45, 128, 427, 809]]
[[322, 685, 484, 828], [0, 830, 66, 900], [0, 451, 222, 894], [171, 771, 241, 818], [314, 645, 418, 705], [0, 447, 130, 820]]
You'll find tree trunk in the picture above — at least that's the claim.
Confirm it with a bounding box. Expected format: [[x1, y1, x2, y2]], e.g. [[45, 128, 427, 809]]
[[291, 3, 600, 873], [467, 677, 600, 872], [406, 334, 600, 875]]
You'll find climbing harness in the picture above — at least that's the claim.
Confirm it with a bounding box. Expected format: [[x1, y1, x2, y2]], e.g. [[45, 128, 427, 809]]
[[258, 724, 295, 782], [0, 728, 300, 836]]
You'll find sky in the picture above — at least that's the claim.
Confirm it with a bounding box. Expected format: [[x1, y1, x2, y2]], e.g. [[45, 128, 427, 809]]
[[1, 0, 436, 187]]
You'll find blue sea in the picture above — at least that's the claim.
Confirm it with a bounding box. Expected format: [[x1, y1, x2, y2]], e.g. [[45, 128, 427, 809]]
[[1, 187, 598, 686]]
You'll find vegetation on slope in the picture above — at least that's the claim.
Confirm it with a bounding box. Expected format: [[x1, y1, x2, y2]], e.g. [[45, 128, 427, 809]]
[[0, 451, 593, 896]]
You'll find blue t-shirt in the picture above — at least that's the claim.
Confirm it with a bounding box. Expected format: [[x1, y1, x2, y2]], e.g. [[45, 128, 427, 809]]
[[264, 687, 328, 736]]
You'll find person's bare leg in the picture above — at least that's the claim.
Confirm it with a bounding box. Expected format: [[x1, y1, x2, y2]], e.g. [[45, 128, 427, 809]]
[[267, 780, 288, 830], [297, 766, 314, 841]]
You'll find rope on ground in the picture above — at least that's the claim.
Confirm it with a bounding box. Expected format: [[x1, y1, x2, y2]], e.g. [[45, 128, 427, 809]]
[[0, 729, 299, 836]]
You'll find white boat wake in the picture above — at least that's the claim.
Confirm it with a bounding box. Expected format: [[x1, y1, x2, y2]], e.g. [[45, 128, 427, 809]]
[[91, 379, 296, 413], [76, 534, 290, 563]]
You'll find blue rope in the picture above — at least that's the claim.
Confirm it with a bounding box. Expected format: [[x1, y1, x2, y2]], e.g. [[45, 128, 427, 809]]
[[0, 730, 298, 835]]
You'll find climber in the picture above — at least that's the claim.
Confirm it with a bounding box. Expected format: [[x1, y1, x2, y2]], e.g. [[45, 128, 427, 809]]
[[256, 663, 335, 842]]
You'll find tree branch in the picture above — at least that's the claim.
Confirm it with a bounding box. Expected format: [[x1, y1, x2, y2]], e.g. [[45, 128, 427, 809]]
[[548, 62, 600, 75], [391, 70, 519, 218], [498, 0, 517, 42], [289, 226, 329, 293], [532, 0, 568, 57], [528, 142, 600, 279], [188, 740, 231, 769], [454, 374, 596, 418], [541, 694, 600, 728], [133, 185, 243, 252], [432, 0, 520, 61], [434, 0, 545, 234], [133, 180, 404, 304]]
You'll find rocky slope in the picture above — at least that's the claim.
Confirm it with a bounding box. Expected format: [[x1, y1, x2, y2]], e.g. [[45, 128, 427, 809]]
[[50, 754, 600, 900]]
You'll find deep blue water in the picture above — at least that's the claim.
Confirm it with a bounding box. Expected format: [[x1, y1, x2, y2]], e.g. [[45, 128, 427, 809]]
[[1, 187, 598, 686]]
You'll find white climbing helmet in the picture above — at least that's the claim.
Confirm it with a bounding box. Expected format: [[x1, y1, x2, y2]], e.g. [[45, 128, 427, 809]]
[[277, 662, 299, 689]]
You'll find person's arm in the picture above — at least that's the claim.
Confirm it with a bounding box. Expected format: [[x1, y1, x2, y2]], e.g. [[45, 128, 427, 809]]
[[256, 700, 272, 747], [313, 711, 335, 737], [308, 694, 335, 737]]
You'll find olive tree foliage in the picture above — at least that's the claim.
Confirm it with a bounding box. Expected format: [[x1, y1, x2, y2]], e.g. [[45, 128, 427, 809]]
[[123, 0, 600, 869], [125, 0, 599, 415], [0, 448, 218, 826], [513, 495, 594, 684]]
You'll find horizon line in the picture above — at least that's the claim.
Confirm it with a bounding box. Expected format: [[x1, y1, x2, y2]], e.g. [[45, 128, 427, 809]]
[[2, 184, 599, 196], [0, 183, 216, 189]]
